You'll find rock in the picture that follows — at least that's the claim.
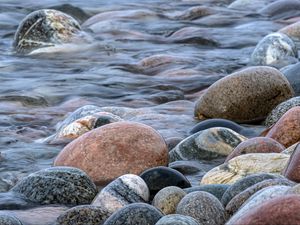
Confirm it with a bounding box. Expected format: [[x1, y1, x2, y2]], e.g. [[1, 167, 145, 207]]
[[54, 121, 168, 185], [168, 161, 203, 175], [266, 106, 300, 147], [288, 183, 300, 194], [11, 167, 97, 205], [281, 63, 300, 96], [283, 143, 300, 182], [165, 137, 183, 151], [140, 166, 191, 200], [259, 0, 300, 20], [103, 203, 163, 225], [228, 0, 276, 11], [152, 186, 186, 215], [56, 205, 110, 225], [279, 21, 300, 41], [92, 174, 149, 215], [282, 142, 298, 155], [0, 215, 23, 225], [169, 127, 246, 162], [201, 154, 289, 185], [265, 97, 300, 126], [194, 66, 294, 123], [225, 137, 284, 162], [155, 214, 200, 225], [176, 191, 226, 225], [184, 184, 230, 201]]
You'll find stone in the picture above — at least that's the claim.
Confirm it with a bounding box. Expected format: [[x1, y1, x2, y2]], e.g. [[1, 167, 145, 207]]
[[140, 166, 191, 200], [103, 203, 163, 225], [283, 143, 300, 182], [281, 63, 300, 96], [155, 214, 200, 225], [228, 0, 276, 11], [287, 183, 300, 194], [184, 184, 230, 201], [279, 21, 300, 41], [168, 161, 203, 175], [152, 186, 186, 215], [176, 191, 226, 225], [165, 137, 183, 151], [282, 142, 298, 155], [92, 174, 149, 215], [0, 215, 23, 225], [259, 0, 300, 19], [169, 127, 246, 162], [265, 97, 300, 126], [266, 107, 300, 147], [194, 66, 294, 123], [11, 167, 97, 205], [56, 205, 110, 225], [251, 33, 298, 67], [54, 121, 168, 185], [201, 154, 289, 185], [225, 137, 284, 162]]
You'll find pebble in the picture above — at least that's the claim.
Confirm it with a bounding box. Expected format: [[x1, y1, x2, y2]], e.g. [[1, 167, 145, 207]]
[[283, 143, 300, 182], [259, 0, 300, 20], [10, 167, 97, 205], [194, 66, 294, 123], [103, 203, 164, 225], [165, 137, 183, 151], [279, 21, 300, 41], [169, 127, 246, 162], [0, 215, 23, 225], [155, 214, 200, 225], [225, 137, 284, 162], [184, 184, 230, 201], [168, 161, 203, 175], [282, 142, 298, 155], [201, 153, 289, 185], [140, 166, 191, 200], [92, 174, 149, 214], [228, 0, 276, 11], [54, 121, 168, 185], [176, 191, 226, 225], [281, 63, 300, 96]]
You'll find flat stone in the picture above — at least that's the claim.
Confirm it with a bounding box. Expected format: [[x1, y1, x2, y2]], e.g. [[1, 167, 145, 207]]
[[184, 184, 230, 201], [155, 214, 200, 225]]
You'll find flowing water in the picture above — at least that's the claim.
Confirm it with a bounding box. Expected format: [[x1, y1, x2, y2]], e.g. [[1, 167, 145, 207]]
[[0, 0, 287, 190]]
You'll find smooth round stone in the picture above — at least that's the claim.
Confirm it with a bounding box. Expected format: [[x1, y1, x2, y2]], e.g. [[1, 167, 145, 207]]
[[176, 191, 226, 225], [228, 0, 275, 11], [169, 127, 246, 162], [13, 9, 84, 54], [283, 143, 300, 182], [92, 174, 149, 214], [220, 173, 283, 207], [54, 121, 168, 185], [251, 33, 298, 66], [103, 203, 163, 225], [228, 185, 291, 224], [11, 167, 97, 205], [152, 186, 186, 215], [265, 97, 300, 126], [266, 106, 300, 147], [184, 184, 230, 201], [225, 137, 284, 162], [140, 166, 191, 200], [0, 215, 23, 225], [194, 66, 294, 123], [56, 205, 110, 225], [201, 153, 289, 185], [279, 21, 300, 41], [259, 0, 300, 19], [281, 63, 300, 96], [155, 214, 200, 225], [226, 178, 295, 215], [169, 161, 203, 175]]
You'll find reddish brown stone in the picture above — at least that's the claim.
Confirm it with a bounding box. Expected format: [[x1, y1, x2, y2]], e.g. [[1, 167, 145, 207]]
[[283, 143, 300, 182], [228, 195, 300, 225], [54, 121, 168, 185], [225, 137, 284, 162], [266, 106, 300, 148]]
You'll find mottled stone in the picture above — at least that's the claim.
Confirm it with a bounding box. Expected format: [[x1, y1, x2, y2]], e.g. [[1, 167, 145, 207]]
[[265, 97, 300, 126], [169, 127, 246, 162], [11, 167, 97, 205], [283, 143, 300, 182], [266, 106, 300, 147], [155, 214, 200, 225], [194, 66, 294, 123], [184, 184, 230, 201], [54, 121, 168, 185], [176, 191, 226, 225], [225, 137, 284, 162], [169, 161, 203, 175], [259, 0, 300, 19], [92, 174, 149, 214], [0, 215, 23, 225], [281, 63, 300, 96], [140, 166, 191, 200], [152, 186, 186, 215], [201, 154, 289, 185], [56, 205, 110, 225], [103, 203, 163, 225]]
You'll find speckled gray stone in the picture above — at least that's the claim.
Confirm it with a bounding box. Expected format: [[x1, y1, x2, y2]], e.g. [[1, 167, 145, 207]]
[[103, 203, 163, 225], [184, 184, 230, 201], [155, 214, 200, 225], [0, 215, 23, 225], [169, 127, 246, 162], [55, 205, 110, 225], [11, 167, 97, 205], [152, 186, 186, 215], [251, 33, 298, 66], [176, 191, 226, 225], [92, 174, 149, 214]]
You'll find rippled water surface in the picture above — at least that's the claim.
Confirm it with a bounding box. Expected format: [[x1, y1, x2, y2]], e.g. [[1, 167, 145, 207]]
[[0, 0, 287, 188]]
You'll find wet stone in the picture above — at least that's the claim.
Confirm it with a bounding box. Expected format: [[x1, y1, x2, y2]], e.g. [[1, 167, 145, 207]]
[[168, 161, 203, 175], [155, 214, 200, 225], [0, 215, 23, 225], [184, 184, 230, 201], [281, 63, 300, 96]]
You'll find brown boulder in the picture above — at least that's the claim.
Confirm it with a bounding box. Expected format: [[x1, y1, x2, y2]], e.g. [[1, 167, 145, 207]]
[[225, 137, 285, 162], [283, 143, 300, 182], [54, 121, 168, 185], [266, 106, 300, 148]]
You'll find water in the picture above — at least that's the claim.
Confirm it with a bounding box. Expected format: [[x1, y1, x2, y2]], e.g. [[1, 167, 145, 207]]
[[0, 0, 285, 190]]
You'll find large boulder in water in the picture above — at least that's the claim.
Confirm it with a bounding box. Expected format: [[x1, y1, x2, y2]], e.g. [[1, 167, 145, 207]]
[[194, 66, 294, 123]]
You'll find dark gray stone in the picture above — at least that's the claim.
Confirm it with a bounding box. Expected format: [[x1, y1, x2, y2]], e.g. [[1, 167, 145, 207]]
[[184, 184, 230, 201], [155, 214, 200, 225], [0, 215, 23, 225], [281, 63, 300, 96], [169, 161, 203, 175]]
